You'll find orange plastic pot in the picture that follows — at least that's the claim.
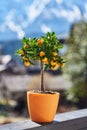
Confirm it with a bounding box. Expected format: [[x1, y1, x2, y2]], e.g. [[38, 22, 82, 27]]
[[27, 91, 60, 123]]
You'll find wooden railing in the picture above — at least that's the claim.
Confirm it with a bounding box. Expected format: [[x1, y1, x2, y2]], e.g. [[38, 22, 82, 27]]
[[0, 109, 87, 130]]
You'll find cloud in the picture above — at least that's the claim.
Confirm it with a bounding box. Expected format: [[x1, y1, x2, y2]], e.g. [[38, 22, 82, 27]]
[[6, 9, 16, 21], [7, 21, 25, 39], [0, 9, 16, 32], [1, 9, 25, 39], [41, 24, 51, 33], [0, 0, 87, 40], [56, 0, 63, 4], [52, 5, 82, 23], [84, 3, 87, 20], [25, 0, 51, 23], [58, 32, 69, 39]]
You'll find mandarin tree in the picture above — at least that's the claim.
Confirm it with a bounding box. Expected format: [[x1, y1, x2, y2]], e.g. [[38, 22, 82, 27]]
[[17, 32, 65, 92]]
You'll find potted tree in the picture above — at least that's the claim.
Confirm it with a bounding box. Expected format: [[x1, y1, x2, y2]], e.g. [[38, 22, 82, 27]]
[[17, 32, 65, 122]]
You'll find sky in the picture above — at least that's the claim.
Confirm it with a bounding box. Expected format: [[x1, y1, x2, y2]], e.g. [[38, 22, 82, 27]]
[[0, 0, 87, 41]]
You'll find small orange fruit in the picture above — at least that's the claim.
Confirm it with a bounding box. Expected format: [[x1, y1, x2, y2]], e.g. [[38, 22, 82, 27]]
[[51, 64, 58, 70], [50, 60, 57, 66], [42, 57, 49, 64], [20, 50, 24, 55], [37, 39, 44, 45], [53, 57, 57, 61], [24, 44, 29, 48], [40, 51, 45, 57], [22, 57, 28, 61], [52, 52, 58, 56], [24, 61, 30, 67], [42, 57, 47, 62], [45, 60, 49, 64]]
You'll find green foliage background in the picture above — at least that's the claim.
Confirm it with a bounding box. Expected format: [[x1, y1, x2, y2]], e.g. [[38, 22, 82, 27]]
[[63, 22, 87, 107]]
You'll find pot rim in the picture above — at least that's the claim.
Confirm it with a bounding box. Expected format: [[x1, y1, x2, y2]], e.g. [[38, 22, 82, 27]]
[[27, 90, 60, 95]]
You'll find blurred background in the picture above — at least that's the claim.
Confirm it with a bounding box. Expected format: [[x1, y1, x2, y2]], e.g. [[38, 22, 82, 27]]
[[0, 0, 87, 124]]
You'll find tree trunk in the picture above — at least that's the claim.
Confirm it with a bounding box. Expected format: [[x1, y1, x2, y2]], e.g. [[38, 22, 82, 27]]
[[41, 60, 45, 92]]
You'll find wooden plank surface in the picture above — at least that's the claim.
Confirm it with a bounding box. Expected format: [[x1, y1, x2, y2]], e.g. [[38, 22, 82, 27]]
[[0, 120, 41, 130], [0, 109, 87, 130]]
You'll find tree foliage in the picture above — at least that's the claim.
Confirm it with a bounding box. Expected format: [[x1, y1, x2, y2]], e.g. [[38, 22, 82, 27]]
[[17, 32, 65, 70]]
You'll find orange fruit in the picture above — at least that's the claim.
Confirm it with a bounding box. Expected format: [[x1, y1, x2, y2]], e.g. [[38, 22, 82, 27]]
[[40, 51, 45, 57], [50, 60, 57, 66], [51, 65, 58, 70], [20, 50, 24, 55], [42, 57, 47, 62], [37, 39, 44, 45], [24, 44, 29, 48], [24, 61, 30, 67], [22, 57, 28, 61], [52, 52, 58, 56], [42, 57, 49, 64]]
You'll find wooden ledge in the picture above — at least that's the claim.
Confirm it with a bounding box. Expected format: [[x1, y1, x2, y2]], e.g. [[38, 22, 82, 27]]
[[0, 109, 87, 130]]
